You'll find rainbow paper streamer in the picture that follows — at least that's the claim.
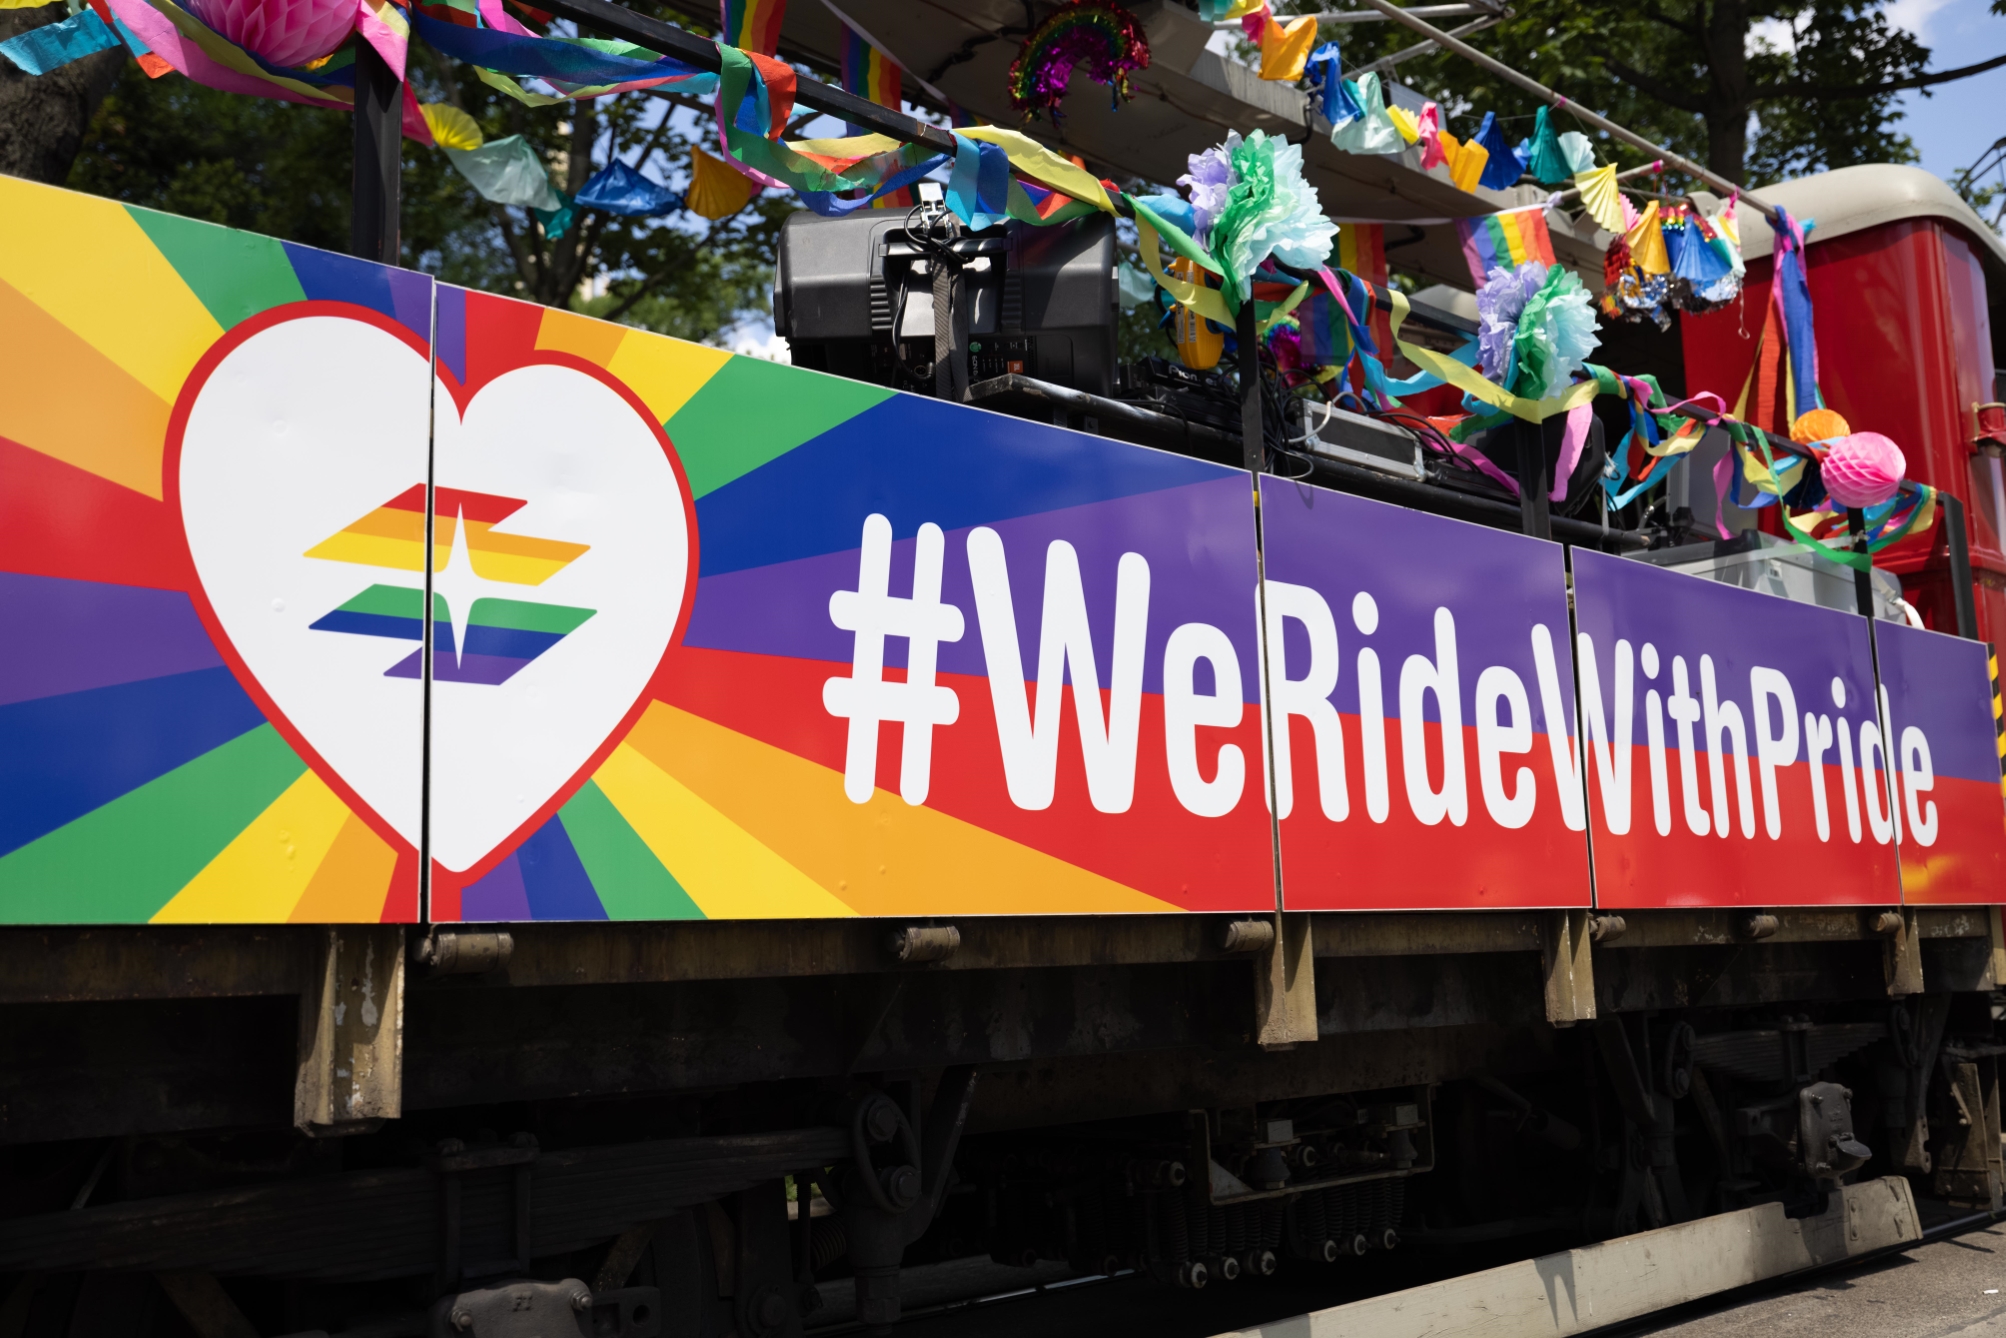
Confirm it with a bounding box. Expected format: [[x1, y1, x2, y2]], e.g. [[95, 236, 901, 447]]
[[1456, 207, 1556, 286], [720, 0, 784, 56]]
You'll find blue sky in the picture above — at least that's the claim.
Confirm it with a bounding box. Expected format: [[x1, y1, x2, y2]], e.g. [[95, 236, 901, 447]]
[[1889, 0, 2006, 186]]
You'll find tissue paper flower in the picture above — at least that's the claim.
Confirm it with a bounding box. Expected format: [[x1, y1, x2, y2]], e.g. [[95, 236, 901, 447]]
[[185, 0, 358, 67], [1179, 132, 1240, 243], [1476, 260, 1545, 386], [1477, 260, 1599, 397], [1209, 129, 1338, 303]]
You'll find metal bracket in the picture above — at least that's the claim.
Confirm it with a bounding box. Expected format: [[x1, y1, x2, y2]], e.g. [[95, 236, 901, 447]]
[[295, 925, 404, 1135], [1541, 910, 1596, 1026], [1253, 913, 1317, 1048], [1883, 908, 1924, 996]]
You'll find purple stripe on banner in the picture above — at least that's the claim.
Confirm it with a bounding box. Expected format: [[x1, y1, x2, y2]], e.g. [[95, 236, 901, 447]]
[[0, 572, 224, 708], [1571, 549, 1877, 759], [435, 653, 536, 685], [461, 851, 531, 920], [683, 476, 1262, 700], [435, 285, 467, 386], [1257, 477, 1574, 726], [1875, 621, 1999, 785]]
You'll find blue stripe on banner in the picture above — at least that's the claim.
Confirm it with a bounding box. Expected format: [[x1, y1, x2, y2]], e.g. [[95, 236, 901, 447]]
[[693, 393, 1235, 576], [0, 667, 269, 857], [517, 816, 609, 920]]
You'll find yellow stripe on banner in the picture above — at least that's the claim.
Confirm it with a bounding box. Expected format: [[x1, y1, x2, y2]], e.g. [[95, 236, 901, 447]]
[[0, 179, 224, 406], [1499, 212, 1528, 266], [592, 738, 859, 919], [617, 701, 1178, 917], [1390, 288, 1598, 423], [1137, 219, 1235, 327], [603, 334, 735, 426], [535, 306, 628, 369], [151, 770, 354, 923], [288, 812, 400, 922]]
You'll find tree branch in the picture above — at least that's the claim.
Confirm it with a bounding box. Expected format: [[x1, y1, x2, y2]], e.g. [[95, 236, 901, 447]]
[[1604, 57, 1711, 114], [1765, 50, 2006, 100]]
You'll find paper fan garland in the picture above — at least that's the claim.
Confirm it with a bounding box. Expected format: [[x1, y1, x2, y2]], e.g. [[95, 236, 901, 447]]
[[1523, 106, 1572, 186], [1573, 163, 1626, 233], [1472, 111, 1525, 190], [1007, 0, 1151, 121], [1557, 131, 1596, 176], [687, 144, 758, 218]]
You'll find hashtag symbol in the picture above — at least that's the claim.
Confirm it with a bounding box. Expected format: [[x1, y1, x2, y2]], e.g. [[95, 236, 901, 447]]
[[823, 514, 965, 805]]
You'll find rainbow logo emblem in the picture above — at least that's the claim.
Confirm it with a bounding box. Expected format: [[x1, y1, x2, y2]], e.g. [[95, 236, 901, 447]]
[[305, 485, 595, 685]]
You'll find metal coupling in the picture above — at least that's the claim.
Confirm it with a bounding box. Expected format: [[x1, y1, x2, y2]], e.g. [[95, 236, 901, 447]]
[[886, 925, 960, 963], [1735, 912, 1780, 941], [1218, 918, 1276, 953], [415, 930, 514, 975]]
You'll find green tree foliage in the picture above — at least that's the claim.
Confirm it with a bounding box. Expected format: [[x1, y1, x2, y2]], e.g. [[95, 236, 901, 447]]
[[66, 32, 788, 344], [1314, 0, 2005, 186]]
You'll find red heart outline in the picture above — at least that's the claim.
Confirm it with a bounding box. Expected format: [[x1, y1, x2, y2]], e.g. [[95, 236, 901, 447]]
[[163, 303, 700, 923]]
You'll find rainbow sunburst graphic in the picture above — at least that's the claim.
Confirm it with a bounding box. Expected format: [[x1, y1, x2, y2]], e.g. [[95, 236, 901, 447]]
[[304, 485, 595, 685]]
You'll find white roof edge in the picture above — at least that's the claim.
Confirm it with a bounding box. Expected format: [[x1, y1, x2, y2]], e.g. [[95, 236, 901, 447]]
[[1712, 164, 2006, 275]]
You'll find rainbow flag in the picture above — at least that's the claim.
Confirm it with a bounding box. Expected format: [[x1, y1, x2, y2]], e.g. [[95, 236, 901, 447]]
[[1338, 223, 1385, 286], [837, 18, 911, 208], [720, 0, 784, 55], [1455, 207, 1556, 286]]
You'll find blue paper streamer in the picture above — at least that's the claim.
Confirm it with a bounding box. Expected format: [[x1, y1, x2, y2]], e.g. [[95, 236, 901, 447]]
[[0, 8, 120, 76]]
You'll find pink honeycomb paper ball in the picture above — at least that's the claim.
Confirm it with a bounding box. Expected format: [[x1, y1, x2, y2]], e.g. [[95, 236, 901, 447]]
[[184, 0, 358, 68], [1821, 432, 1906, 509]]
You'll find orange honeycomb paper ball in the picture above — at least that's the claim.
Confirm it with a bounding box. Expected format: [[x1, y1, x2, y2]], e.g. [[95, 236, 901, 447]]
[[1791, 408, 1851, 445]]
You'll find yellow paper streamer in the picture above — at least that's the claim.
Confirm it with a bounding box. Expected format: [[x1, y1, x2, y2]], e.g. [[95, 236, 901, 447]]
[[421, 103, 484, 151], [956, 125, 1115, 215], [1258, 13, 1317, 81], [1573, 163, 1625, 234], [1137, 216, 1234, 327], [1388, 288, 1598, 423]]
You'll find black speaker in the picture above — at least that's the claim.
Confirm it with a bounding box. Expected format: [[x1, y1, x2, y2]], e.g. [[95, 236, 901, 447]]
[[773, 204, 1117, 398]]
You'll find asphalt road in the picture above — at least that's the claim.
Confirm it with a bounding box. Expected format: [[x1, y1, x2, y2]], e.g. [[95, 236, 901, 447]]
[[1625, 1218, 2006, 1338]]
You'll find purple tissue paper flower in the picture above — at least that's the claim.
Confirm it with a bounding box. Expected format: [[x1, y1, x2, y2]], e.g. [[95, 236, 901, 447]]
[[1178, 131, 1240, 242]]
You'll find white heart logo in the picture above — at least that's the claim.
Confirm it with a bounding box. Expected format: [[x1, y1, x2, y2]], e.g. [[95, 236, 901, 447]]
[[175, 312, 693, 878]]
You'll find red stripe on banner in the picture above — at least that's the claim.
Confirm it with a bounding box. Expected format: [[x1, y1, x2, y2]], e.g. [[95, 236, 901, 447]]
[[1589, 746, 1904, 908], [1895, 775, 2006, 904], [0, 435, 196, 592], [1275, 717, 1592, 911], [652, 645, 1277, 912]]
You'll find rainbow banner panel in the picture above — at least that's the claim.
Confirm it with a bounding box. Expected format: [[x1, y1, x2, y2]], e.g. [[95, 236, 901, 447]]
[[1261, 478, 1592, 910], [0, 175, 423, 924], [427, 288, 1276, 920], [1571, 549, 1905, 908], [4, 177, 2003, 923], [1873, 620, 2006, 903]]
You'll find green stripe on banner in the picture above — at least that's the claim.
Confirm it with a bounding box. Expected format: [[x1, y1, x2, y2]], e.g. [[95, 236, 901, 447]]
[[126, 206, 309, 331], [338, 584, 437, 618], [558, 779, 705, 920], [665, 356, 894, 499], [471, 597, 595, 634], [0, 725, 306, 924]]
